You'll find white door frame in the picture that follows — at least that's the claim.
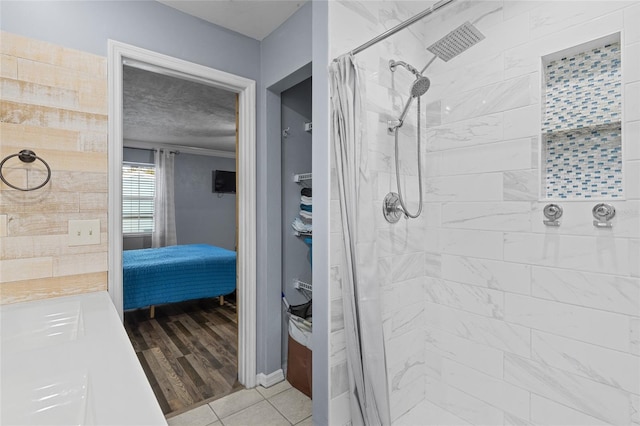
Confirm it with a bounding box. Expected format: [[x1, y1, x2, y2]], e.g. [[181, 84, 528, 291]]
[[107, 40, 257, 388]]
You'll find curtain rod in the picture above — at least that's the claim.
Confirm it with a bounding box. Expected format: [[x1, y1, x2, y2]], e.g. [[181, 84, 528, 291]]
[[344, 0, 455, 58], [124, 146, 180, 155]]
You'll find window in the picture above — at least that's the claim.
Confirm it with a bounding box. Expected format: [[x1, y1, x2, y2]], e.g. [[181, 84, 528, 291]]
[[122, 162, 155, 234]]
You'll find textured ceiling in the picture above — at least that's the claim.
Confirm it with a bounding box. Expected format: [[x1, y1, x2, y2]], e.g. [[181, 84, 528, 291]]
[[123, 65, 237, 152], [157, 0, 307, 40]]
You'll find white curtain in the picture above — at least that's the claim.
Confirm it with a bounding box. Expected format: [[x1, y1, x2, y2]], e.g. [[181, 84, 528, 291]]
[[330, 54, 391, 426], [152, 149, 177, 248]]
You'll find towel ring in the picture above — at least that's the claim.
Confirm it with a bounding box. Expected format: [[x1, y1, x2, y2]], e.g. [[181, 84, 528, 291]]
[[0, 149, 52, 191]]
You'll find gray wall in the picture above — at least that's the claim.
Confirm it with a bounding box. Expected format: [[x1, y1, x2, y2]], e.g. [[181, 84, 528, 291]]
[[174, 153, 236, 250], [122, 148, 237, 252], [258, 2, 313, 380]]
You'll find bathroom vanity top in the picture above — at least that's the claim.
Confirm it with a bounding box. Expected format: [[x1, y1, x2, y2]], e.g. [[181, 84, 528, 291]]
[[1, 291, 167, 425]]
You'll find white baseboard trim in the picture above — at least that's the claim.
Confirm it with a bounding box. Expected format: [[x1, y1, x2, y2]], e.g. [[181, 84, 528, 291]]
[[256, 369, 285, 388]]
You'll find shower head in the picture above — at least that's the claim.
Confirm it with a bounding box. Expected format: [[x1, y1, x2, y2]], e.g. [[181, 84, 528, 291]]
[[410, 76, 431, 98], [426, 21, 485, 62]]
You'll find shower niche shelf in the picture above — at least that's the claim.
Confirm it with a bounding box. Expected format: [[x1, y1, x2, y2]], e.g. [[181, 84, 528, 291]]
[[541, 34, 623, 200]]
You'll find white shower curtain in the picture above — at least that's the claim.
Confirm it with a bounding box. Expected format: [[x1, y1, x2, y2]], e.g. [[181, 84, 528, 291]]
[[330, 54, 391, 426], [152, 149, 177, 248]]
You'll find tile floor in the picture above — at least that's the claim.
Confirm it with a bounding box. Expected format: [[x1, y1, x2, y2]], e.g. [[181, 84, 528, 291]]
[[167, 381, 312, 426]]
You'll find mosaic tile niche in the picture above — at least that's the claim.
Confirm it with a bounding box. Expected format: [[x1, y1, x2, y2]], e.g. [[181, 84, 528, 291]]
[[542, 40, 622, 199]]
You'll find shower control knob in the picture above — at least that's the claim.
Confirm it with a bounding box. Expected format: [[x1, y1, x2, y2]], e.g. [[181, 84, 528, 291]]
[[592, 203, 615, 228], [543, 203, 563, 226]]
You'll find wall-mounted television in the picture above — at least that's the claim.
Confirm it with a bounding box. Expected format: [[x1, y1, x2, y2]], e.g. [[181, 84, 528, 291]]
[[213, 170, 236, 194]]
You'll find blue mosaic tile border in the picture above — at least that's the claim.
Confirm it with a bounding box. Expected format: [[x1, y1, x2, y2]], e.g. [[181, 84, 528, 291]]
[[543, 41, 622, 199]]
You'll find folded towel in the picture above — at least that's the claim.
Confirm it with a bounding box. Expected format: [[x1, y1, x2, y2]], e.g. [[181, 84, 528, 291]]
[[301, 188, 312, 197], [292, 217, 312, 233], [300, 204, 312, 212], [299, 210, 313, 220], [299, 215, 312, 225], [301, 195, 312, 204]]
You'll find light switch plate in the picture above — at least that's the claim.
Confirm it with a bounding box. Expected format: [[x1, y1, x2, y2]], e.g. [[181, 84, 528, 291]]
[[68, 219, 101, 246]]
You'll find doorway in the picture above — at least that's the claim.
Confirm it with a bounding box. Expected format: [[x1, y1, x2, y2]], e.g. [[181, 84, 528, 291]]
[[107, 41, 257, 395]]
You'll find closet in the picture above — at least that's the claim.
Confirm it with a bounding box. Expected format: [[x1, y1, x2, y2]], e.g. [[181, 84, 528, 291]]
[[280, 77, 312, 397]]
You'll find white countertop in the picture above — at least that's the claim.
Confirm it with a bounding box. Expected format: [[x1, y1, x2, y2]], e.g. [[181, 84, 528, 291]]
[[1, 291, 167, 425]]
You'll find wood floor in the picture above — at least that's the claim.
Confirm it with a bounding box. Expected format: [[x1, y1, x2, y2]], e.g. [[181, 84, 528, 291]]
[[124, 295, 242, 416]]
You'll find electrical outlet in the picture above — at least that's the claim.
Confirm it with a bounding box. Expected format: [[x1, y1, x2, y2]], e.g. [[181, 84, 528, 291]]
[[68, 219, 101, 246]]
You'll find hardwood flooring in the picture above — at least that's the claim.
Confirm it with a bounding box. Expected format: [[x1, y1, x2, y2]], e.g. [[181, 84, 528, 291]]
[[124, 295, 242, 416]]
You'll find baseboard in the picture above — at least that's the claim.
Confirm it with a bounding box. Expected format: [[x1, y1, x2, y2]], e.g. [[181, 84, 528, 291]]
[[256, 369, 285, 388]]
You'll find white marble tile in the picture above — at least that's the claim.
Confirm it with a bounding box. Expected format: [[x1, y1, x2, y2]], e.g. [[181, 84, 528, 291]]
[[424, 252, 441, 278], [504, 353, 631, 425], [530, 394, 609, 426], [295, 416, 313, 426], [425, 113, 503, 152], [386, 329, 425, 375], [504, 413, 536, 426], [627, 121, 640, 161], [220, 400, 289, 426], [424, 325, 504, 379], [532, 266, 640, 316], [632, 317, 640, 355], [530, 201, 640, 239], [330, 298, 344, 332], [504, 232, 631, 276], [426, 138, 532, 177], [440, 357, 530, 420], [627, 161, 640, 200], [329, 231, 345, 267], [438, 228, 504, 260], [383, 300, 424, 340], [503, 169, 539, 201], [631, 239, 640, 278], [632, 393, 640, 425], [381, 276, 424, 318], [531, 330, 640, 394], [330, 266, 342, 301], [504, 10, 624, 80], [389, 373, 425, 423], [208, 389, 263, 420], [441, 254, 531, 295], [626, 42, 640, 83], [425, 277, 505, 319], [377, 226, 425, 257], [167, 405, 218, 426], [504, 293, 632, 352], [504, 104, 540, 140], [425, 374, 504, 426], [441, 75, 534, 124], [393, 399, 471, 426], [441, 201, 533, 232], [627, 82, 640, 122], [330, 329, 346, 365], [625, 3, 640, 45], [425, 301, 531, 357], [424, 172, 503, 202], [529, 1, 627, 40], [387, 345, 426, 396], [390, 252, 425, 283], [270, 387, 312, 424]]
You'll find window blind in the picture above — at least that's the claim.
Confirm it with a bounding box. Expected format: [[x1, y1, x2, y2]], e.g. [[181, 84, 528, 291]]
[[122, 162, 155, 234]]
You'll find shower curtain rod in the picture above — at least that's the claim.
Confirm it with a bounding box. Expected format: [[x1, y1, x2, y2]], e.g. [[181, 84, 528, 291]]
[[345, 0, 455, 57]]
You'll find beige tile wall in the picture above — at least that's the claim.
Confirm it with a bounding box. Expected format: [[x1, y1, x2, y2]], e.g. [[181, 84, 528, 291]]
[[0, 31, 108, 304]]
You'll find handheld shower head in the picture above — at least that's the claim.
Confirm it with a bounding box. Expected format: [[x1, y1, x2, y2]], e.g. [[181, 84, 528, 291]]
[[411, 76, 431, 98]]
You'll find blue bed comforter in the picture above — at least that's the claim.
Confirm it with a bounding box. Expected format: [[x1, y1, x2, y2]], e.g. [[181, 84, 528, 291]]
[[123, 244, 236, 310]]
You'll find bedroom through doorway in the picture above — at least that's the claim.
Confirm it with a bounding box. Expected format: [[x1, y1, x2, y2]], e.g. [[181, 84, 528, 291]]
[[107, 41, 257, 417]]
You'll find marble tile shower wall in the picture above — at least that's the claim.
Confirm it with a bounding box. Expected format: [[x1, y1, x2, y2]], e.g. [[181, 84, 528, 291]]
[[329, 1, 640, 426]]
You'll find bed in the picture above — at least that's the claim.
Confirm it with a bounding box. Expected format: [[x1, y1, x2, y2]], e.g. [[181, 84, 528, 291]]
[[123, 244, 236, 312]]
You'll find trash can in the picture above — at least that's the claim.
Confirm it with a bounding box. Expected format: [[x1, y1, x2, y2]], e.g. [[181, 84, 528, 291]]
[[287, 316, 312, 398]]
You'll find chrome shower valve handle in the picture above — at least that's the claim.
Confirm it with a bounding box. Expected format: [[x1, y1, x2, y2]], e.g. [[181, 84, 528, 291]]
[[592, 203, 615, 228], [543, 203, 563, 226]]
